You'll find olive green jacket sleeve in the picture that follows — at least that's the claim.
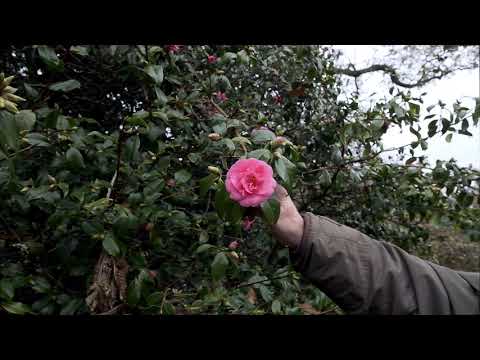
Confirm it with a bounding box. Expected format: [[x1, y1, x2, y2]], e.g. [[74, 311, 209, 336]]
[[290, 213, 480, 315]]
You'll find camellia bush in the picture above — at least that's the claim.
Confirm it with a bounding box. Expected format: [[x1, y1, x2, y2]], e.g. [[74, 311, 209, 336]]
[[0, 45, 479, 315]]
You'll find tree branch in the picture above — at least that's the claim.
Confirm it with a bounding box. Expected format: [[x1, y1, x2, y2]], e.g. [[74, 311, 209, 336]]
[[332, 64, 470, 89]]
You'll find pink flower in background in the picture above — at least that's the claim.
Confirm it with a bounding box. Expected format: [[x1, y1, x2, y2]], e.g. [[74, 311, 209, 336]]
[[166, 45, 182, 53], [273, 136, 287, 145], [242, 217, 256, 231], [228, 240, 240, 250], [213, 91, 228, 103], [225, 158, 277, 207], [273, 95, 283, 104], [207, 55, 218, 64]]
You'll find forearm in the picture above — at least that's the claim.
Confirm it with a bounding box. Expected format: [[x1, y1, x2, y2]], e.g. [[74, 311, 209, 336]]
[[289, 213, 480, 314]]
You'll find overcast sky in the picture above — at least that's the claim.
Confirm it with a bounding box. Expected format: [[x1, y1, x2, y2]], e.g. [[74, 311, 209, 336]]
[[333, 45, 479, 170]]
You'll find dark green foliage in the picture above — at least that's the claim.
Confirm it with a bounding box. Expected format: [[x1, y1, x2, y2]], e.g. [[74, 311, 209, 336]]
[[0, 45, 478, 315]]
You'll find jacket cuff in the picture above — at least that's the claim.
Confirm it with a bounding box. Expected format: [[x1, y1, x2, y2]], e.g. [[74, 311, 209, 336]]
[[289, 212, 315, 273]]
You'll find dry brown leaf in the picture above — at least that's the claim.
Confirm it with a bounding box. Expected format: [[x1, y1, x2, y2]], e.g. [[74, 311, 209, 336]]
[[246, 287, 257, 305], [298, 303, 322, 315], [288, 86, 305, 97]]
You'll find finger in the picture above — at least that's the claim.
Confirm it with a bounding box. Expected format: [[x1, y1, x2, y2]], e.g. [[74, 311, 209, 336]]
[[273, 184, 289, 201]]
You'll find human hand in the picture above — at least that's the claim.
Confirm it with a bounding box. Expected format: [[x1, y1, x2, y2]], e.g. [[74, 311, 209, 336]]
[[270, 185, 304, 250]]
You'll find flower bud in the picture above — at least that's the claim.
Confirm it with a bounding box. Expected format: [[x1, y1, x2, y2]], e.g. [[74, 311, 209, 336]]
[[208, 166, 222, 176], [208, 133, 222, 141], [228, 241, 239, 250], [47, 175, 56, 184], [145, 223, 154, 232]]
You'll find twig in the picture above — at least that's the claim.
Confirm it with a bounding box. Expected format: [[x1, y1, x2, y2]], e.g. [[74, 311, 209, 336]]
[[210, 98, 229, 118], [160, 288, 170, 315], [235, 272, 291, 289], [6, 144, 38, 159]]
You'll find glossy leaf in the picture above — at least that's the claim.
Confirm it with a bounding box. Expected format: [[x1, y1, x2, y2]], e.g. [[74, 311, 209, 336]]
[[261, 198, 280, 225]]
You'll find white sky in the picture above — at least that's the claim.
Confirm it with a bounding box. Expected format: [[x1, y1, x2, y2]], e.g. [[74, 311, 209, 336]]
[[333, 45, 480, 170]]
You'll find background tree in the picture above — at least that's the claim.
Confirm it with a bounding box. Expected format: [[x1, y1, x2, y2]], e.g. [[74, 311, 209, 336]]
[[0, 45, 478, 315]]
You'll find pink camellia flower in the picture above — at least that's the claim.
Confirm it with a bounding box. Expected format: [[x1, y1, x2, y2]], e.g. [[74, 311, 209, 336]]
[[242, 217, 256, 231], [207, 55, 218, 64], [166, 45, 182, 53], [228, 240, 240, 250], [225, 158, 277, 207], [213, 91, 228, 103]]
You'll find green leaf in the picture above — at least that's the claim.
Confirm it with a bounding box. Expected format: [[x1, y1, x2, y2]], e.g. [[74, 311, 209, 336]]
[[215, 182, 230, 219], [319, 170, 331, 186], [102, 233, 120, 257], [371, 119, 384, 130], [0, 279, 15, 300], [196, 244, 215, 254], [66, 147, 85, 169], [461, 119, 469, 131], [225, 200, 245, 224], [458, 129, 472, 136], [237, 50, 250, 65], [154, 86, 168, 106], [49, 80, 81, 92], [445, 133, 453, 143], [420, 140, 428, 151], [38, 45, 62, 69], [212, 122, 227, 136], [44, 110, 60, 128], [113, 214, 139, 241], [406, 157, 416, 165], [1, 302, 31, 315], [222, 138, 235, 151], [144, 179, 165, 198], [31, 277, 51, 293], [409, 102, 420, 117], [199, 174, 217, 197], [125, 135, 141, 162], [23, 83, 39, 99], [145, 64, 164, 85], [272, 300, 281, 314], [261, 198, 280, 225], [409, 126, 421, 139], [252, 129, 276, 144], [473, 97, 479, 126], [275, 157, 288, 182], [70, 45, 89, 56], [258, 285, 273, 302], [199, 231, 209, 244], [59, 298, 82, 315], [248, 149, 272, 162], [15, 110, 36, 132], [187, 152, 201, 164], [24, 133, 49, 147], [127, 273, 145, 306], [56, 115, 75, 130], [211, 252, 229, 281], [232, 136, 252, 146], [174, 169, 192, 184], [0, 110, 19, 151]]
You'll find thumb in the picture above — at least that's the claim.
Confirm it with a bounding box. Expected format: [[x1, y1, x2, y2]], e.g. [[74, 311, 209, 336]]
[[244, 185, 290, 219]]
